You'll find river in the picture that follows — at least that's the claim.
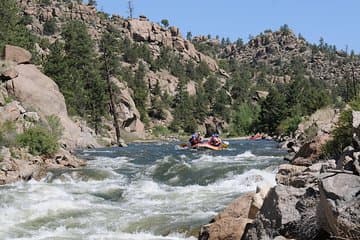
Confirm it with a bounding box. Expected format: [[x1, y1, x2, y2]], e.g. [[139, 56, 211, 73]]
[[0, 139, 285, 240]]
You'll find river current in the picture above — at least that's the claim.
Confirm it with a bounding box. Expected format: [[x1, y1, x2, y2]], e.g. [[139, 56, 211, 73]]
[[0, 139, 285, 240]]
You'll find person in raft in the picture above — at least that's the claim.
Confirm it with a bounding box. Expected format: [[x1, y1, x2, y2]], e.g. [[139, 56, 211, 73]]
[[209, 133, 222, 146], [189, 132, 202, 146]]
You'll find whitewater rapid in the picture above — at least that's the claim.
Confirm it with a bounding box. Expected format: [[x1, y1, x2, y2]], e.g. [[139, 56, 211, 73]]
[[0, 140, 285, 240]]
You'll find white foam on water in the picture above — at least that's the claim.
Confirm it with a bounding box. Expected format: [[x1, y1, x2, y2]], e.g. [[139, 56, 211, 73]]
[[236, 150, 256, 158], [82, 149, 117, 153], [118, 167, 277, 232], [88, 156, 134, 168], [191, 150, 280, 166], [0, 144, 283, 239]]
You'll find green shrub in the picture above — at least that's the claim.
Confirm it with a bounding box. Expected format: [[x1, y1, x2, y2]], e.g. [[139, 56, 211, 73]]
[[152, 126, 171, 137], [16, 126, 58, 155], [20, 15, 33, 25], [43, 19, 57, 35], [322, 110, 352, 159], [16, 115, 63, 156], [230, 103, 260, 136], [40, 0, 51, 5], [39, 38, 51, 49], [277, 115, 302, 136], [46, 115, 64, 140]]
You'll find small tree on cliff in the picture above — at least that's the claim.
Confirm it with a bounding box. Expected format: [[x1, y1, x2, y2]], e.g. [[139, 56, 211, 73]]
[[161, 19, 169, 28], [88, 0, 97, 6]]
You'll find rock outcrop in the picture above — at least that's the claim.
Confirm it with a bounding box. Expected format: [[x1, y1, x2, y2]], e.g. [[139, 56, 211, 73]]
[[0, 49, 101, 185], [240, 109, 360, 240], [0, 146, 85, 185], [318, 173, 360, 239], [199, 185, 271, 240], [16, 0, 231, 137], [5, 64, 98, 149], [222, 29, 360, 87], [4, 45, 32, 64], [282, 107, 340, 165], [199, 106, 359, 240], [111, 77, 146, 140]]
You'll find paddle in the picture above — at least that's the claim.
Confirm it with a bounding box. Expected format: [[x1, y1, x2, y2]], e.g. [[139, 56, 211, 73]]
[[179, 143, 189, 148]]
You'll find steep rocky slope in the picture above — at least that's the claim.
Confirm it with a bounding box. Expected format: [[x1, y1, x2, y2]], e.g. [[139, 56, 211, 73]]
[[0, 45, 95, 184], [203, 28, 360, 86]]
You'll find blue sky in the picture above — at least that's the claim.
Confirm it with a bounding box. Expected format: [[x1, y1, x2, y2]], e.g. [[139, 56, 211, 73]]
[[95, 0, 360, 53]]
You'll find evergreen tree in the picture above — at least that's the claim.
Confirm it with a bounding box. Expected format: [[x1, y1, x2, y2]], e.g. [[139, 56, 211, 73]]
[[88, 0, 97, 6], [193, 85, 208, 122], [0, 0, 36, 53], [126, 62, 149, 123], [149, 80, 167, 120], [258, 87, 288, 134], [171, 78, 196, 133], [44, 40, 67, 81], [99, 29, 122, 145], [213, 88, 231, 121], [161, 19, 169, 28], [203, 75, 220, 105], [45, 20, 107, 132]]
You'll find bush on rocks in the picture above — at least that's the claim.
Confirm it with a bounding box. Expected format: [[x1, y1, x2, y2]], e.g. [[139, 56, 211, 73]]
[[16, 115, 63, 156]]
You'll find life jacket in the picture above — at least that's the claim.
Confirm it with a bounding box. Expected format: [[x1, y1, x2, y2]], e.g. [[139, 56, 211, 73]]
[[209, 136, 221, 146], [189, 135, 197, 146]]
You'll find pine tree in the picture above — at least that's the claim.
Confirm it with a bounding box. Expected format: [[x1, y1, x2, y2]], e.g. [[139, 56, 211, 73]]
[[99, 29, 122, 145], [171, 78, 196, 133], [258, 87, 288, 134], [0, 0, 36, 53], [45, 20, 107, 132]]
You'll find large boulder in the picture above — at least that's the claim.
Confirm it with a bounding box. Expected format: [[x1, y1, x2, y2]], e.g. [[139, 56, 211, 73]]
[[146, 70, 179, 96], [111, 77, 146, 139], [6, 64, 99, 149], [199, 185, 271, 240], [242, 185, 322, 240], [0, 67, 18, 81], [127, 18, 153, 41], [0, 101, 26, 124], [199, 193, 254, 240], [198, 52, 219, 72], [296, 107, 340, 142], [292, 134, 331, 164], [317, 173, 360, 239], [204, 117, 225, 137], [199, 217, 251, 240], [4, 45, 32, 64]]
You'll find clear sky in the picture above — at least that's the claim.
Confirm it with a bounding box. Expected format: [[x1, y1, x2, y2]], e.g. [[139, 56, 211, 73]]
[[95, 0, 360, 53]]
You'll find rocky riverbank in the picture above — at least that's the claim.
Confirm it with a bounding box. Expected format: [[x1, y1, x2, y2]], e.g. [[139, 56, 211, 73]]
[[199, 108, 360, 240], [0, 45, 99, 185]]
